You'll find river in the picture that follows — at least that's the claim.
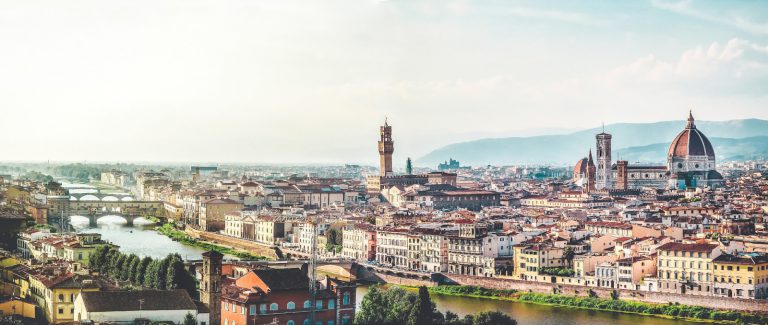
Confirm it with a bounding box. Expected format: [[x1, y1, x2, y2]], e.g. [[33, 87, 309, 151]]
[[70, 217, 208, 260], [353, 286, 703, 325], [78, 221, 702, 325]]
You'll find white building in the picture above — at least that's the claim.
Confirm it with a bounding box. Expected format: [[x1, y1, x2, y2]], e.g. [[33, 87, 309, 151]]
[[74, 290, 208, 324]]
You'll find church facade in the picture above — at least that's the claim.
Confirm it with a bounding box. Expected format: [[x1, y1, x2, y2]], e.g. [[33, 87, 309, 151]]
[[574, 112, 723, 190]]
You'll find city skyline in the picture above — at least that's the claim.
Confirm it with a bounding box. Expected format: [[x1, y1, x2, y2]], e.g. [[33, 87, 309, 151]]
[[2, 0, 768, 164]]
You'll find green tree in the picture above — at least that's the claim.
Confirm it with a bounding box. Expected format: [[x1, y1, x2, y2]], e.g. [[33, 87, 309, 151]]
[[467, 311, 517, 325], [183, 312, 197, 325], [113, 254, 128, 279], [122, 254, 139, 281], [564, 246, 575, 267], [355, 286, 390, 325], [155, 255, 172, 289], [144, 260, 159, 288], [136, 257, 153, 285], [411, 286, 440, 325], [166, 254, 198, 298]]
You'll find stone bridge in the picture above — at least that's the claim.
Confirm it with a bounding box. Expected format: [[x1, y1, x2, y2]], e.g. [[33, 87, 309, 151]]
[[51, 200, 164, 227], [68, 192, 134, 202], [185, 259, 359, 280]]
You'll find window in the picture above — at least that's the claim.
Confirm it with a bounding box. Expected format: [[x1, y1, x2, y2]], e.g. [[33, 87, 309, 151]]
[[343, 292, 350, 305], [287, 301, 296, 310], [288, 321, 295, 325], [304, 300, 312, 309], [58, 294, 64, 302], [270, 303, 278, 311], [260, 304, 267, 314], [316, 300, 323, 310], [328, 321, 334, 325], [58, 308, 64, 314], [249, 305, 257, 315], [225, 302, 229, 311], [241, 306, 246, 314], [304, 320, 311, 325], [328, 299, 335, 309]]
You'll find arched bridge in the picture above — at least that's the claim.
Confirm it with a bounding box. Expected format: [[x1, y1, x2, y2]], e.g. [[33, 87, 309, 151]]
[[185, 259, 359, 281], [52, 200, 164, 227], [68, 192, 134, 202]]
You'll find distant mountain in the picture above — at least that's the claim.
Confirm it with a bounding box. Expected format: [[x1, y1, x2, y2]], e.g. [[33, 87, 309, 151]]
[[417, 119, 768, 166]]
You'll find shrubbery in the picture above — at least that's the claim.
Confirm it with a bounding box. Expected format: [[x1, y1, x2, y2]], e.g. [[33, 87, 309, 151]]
[[429, 285, 517, 298], [515, 293, 768, 324], [155, 223, 266, 260], [537, 267, 575, 277]]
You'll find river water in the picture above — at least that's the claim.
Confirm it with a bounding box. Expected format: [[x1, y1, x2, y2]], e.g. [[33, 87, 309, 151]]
[[353, 286, 701, 325], [70, 217, 208, 260], [78, 221, 702, 325]]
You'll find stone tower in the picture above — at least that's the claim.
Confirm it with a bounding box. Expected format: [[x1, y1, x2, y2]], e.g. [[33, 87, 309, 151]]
[[595, 130, 612, 190], [585, 149, 596, 192], [200, 250, 223, 325], [378, 119, 394, 177], [616, 160, 628, 190]]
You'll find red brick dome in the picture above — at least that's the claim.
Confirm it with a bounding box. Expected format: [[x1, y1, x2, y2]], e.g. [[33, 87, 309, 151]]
[[667, 112, 715, 159]]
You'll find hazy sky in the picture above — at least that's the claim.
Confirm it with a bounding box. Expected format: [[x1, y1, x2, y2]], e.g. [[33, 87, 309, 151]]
[[1, 0, 767, 165]]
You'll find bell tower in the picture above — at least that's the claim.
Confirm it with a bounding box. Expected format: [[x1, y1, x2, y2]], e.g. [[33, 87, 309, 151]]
[[378, 118, 394, 177], [200, 250, 223, 325], [596, 127, 612, 190]]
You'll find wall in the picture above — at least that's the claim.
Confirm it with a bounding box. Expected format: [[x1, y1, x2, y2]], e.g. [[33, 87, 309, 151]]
[[185, 226, 279, 259]]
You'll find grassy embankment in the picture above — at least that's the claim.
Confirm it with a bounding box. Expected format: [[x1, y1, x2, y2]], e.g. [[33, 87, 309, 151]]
[[154, 223, 267, 260], [425, 285, 768, 324]]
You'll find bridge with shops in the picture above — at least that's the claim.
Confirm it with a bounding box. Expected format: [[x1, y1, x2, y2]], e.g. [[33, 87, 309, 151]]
[[49, 200, 165, 227]]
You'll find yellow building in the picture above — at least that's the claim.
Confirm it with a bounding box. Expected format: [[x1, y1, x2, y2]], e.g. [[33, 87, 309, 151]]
[[199, 198, 243, 231], [656, 242, 720, 296], [0, 297, 36, 319], [513, 245, 565, 281], [713, 253, 768, 299], [0, 255, 21, 296], [29, 272, 100, 323]]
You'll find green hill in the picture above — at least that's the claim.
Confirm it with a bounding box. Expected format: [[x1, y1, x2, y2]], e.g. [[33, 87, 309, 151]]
[[417, 119, 768, 166]]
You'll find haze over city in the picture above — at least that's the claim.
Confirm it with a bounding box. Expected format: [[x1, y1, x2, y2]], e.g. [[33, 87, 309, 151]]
[[2, 0, 768, 164]]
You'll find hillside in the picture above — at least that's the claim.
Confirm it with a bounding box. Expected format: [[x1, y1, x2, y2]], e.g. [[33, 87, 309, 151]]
[[417, 119, 768, 166]]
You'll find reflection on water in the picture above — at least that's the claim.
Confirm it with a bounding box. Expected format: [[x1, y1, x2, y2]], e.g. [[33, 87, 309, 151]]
[[355, 286, 701, 325], [71, 218, 207, 260]]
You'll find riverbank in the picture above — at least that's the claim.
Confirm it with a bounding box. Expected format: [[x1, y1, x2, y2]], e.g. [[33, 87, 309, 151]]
[[154, 223, 268, 260], [418, 285, 767, 324]]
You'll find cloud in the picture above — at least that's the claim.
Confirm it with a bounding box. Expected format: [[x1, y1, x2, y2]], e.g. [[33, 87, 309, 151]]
[[605, 38, 768, 93], [651, 0, 768, 35]]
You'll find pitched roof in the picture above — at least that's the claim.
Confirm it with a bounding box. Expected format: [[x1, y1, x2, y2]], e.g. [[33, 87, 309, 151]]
[[253, 268, 309, 291], [657, 242, 719, 253], [80, 290, 197, 312]]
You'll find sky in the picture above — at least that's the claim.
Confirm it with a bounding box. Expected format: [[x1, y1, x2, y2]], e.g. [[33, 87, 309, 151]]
[[1, 0, 767, 165]]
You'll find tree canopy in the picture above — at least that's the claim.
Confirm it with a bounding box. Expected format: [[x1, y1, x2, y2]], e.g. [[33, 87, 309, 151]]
[[355, 286, 516, 325]]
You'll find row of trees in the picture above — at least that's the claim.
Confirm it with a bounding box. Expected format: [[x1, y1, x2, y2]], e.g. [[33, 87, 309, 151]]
[[89, 246, 197, 298], [355, 286, 517, 325]]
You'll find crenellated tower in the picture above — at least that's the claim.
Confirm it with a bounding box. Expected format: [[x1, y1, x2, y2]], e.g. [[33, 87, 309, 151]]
[[378, 118, 394, 177]]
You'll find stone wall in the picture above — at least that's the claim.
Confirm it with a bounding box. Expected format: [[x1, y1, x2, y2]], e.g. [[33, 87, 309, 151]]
[[356, 267, 436, 287], [185, 226, 279, 259], [445, 274, 768, 314]]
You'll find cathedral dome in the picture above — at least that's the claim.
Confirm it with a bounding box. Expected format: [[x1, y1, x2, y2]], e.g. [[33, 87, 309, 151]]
[[574, 150, 595, 176], [667, 112, 715, 160], [574, 157, 588, 175]]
